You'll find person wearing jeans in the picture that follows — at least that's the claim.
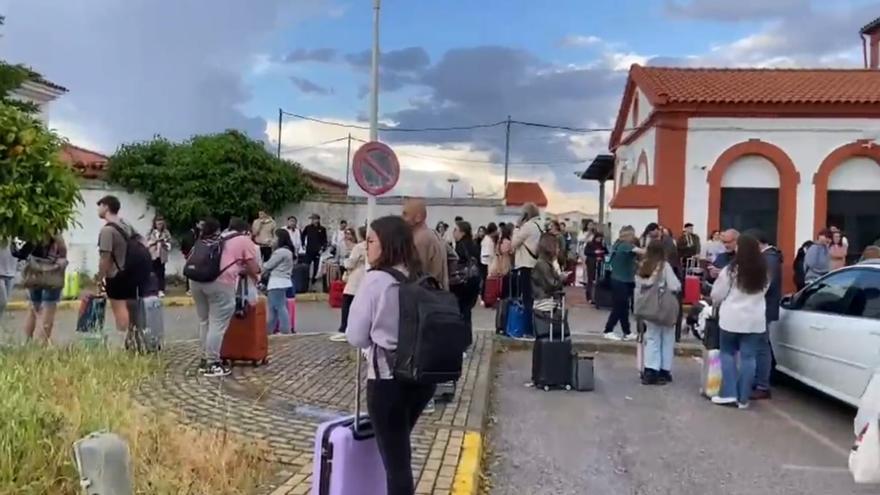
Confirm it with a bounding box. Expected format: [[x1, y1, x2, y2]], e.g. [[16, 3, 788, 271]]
[[264, 229, 295, 335], [190, 218, 260, 377], [710, 233, 769, 409], [511, 203, 543, 337], [346, 216, 435, 495], [604, 226, 641, 340], [748, 230, 782, 400], [635, 240, 681, 385]]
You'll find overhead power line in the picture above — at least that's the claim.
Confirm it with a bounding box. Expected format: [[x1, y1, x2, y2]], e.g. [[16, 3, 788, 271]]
[[281, 111, 507, 133], [282, 136, 350, 153]]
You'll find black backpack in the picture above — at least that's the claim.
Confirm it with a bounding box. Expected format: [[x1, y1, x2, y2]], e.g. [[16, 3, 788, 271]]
[[183, 233, 243, 283], [380, 268, 471, 384], [107, 223, 153, 295]]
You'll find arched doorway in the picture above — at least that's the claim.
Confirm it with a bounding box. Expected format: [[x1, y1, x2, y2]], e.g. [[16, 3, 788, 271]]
[[815, 142, 880, 261], [707, 140, 799, 291]]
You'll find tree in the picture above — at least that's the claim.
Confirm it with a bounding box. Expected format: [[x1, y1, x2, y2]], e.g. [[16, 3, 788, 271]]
[[0, 17, 82, 243], [107, 130, 313, 235]]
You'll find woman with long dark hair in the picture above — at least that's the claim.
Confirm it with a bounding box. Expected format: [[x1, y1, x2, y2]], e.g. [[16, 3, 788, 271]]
[[635, 240, 681, 385], [583, 231, 607, 303], [346, 216, 433, 495], [147, 216, 172, 297], [710, 234, 769, 409], [264, 228, 295, 334], [19, 231, 68, 344], [452, 221, 481, 327]]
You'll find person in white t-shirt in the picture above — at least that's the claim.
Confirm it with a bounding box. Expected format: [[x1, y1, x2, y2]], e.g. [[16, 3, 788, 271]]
[[333, 219, 348, 252], [479, 223, 498, 303], [284, 216, 303, 257]]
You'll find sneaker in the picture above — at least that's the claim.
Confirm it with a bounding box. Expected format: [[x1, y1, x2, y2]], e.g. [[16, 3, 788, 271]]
[[737, 402, 750, 410], [750, 388, 771, 401], [202, 363, 231, 377], [424, 398, 436, 414], [659, 370, 673, 383], [603, 332, 622, 341], [641, 369, 659, 385], [621, 334, 635, 341], [158, 291, 166, 298], [329, 334, 347, 342], [185, 290, 192, 297], [197, 359, 208, 374], [711, 396, 738, 406]]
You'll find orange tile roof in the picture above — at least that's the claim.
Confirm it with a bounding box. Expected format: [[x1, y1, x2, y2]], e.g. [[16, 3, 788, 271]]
[[505, 181, 548, 207], [59, 143, 109, 179], [631, 65, 880, 105]]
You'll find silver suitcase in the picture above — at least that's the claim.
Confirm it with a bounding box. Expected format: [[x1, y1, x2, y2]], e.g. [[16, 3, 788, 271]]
[[72, 432, 133, 495]]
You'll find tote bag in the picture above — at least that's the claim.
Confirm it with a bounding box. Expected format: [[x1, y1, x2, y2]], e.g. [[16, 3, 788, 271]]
[[633, 270, 678, 326]]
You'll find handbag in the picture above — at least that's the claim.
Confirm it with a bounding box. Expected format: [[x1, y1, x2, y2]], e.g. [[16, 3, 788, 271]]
[[633, 268, 679, 326], [22, 256, 64, 289]]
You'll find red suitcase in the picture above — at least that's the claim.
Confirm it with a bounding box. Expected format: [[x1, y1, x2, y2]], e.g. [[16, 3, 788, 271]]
[[329, 280, 345, 308], [221, 298, 268, 366], [483, 275, 502, 308], [683, 275, 701, 305]]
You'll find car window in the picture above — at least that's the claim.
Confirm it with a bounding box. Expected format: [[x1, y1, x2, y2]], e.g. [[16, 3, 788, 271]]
[[852, 269, 880, 320], [797, 269, 862, 315]]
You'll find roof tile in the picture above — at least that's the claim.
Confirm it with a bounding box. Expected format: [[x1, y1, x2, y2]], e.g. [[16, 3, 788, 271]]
[[632, 65, 880, 105]]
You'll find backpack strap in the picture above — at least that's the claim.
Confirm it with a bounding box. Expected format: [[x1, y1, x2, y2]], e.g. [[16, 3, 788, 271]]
[[105, 222, 131, 272]]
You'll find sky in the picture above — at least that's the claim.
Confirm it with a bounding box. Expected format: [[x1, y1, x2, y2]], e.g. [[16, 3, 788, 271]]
[[2, 0, 879, 214]]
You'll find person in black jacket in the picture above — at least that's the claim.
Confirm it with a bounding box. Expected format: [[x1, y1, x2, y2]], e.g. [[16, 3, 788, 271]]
[[300, 214, 328, 286], [583, 232, 607, 302], [451, 221, 481, 328], [745, 229, 783, 400]]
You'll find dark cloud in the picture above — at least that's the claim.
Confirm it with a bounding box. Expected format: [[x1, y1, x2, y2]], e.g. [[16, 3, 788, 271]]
[[664, 0, 810, 21], [285, 47, 338, 63], [375, 45, 623, 188], [290, 76, 334, 95], [0, 0, 327, 151], [344, 46, 431, 72]]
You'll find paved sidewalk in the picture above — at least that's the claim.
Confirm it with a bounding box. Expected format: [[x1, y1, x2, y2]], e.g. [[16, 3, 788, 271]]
[[138, 331, 495, 495]]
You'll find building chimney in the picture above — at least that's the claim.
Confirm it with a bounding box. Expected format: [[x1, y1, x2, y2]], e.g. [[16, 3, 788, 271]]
[[861, 17, 880, 69]]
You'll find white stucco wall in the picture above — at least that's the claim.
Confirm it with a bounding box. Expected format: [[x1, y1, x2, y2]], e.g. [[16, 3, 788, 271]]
[[616, 127, 656, 187], [720, 155, 780, 188], [828, 156, 880, 190], [609, 208, 657, 241], [62, 184, 520, 276], [620, 88, 655, 143], [684, 117, 880, 245]]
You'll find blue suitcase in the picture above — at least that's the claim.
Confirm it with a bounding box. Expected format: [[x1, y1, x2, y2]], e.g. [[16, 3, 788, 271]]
[[505, 299, 527, 338]]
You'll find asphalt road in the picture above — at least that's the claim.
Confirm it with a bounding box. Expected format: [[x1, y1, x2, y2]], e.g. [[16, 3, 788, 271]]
[[486, 351, 873, 495]]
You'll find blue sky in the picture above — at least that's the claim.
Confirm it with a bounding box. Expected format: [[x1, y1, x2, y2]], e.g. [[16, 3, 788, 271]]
[[2, 0, 879, 211]]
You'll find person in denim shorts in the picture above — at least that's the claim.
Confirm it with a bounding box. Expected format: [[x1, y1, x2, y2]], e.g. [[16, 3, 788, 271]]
[[21, 234, 68, 343]]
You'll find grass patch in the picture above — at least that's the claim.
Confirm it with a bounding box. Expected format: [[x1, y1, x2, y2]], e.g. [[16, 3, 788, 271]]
[[0, 345, 272, 494]]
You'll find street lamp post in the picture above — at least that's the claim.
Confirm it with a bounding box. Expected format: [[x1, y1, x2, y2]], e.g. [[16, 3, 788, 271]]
[[447, 176, 460, 198]]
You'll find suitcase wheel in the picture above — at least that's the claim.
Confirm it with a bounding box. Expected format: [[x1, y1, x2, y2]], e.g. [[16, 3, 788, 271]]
[[260, 358, 269, 366]]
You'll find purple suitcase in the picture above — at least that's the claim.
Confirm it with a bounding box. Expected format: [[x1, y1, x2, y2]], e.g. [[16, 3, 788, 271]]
[[311, 351, 387, 495]]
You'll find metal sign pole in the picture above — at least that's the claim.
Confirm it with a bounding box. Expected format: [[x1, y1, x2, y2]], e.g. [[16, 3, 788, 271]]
[[367, 0, 381, 227]]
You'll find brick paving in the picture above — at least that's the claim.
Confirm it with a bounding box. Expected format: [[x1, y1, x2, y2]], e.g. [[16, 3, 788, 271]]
[[138, 331, 494, 495]]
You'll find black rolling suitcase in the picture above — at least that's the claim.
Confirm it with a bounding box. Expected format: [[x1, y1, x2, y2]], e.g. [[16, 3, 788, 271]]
[[531, 294, 572, 391], [592, 263, 613, 309]]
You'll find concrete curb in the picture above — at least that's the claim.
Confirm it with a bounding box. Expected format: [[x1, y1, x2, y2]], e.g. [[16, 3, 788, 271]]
[[495, 334, 703, 358], [4, 292, 329, 311], [453, 332, 496, 495]]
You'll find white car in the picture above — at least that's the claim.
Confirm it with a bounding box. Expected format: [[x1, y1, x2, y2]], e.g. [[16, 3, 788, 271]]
[[772, 260, 880, 407]]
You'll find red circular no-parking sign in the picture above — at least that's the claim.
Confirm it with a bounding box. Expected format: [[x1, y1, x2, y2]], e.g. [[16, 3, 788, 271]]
[[352, 141, 400, 196]]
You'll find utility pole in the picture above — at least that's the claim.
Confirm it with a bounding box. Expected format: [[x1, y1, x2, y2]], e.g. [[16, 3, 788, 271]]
[[344, 133, 352, 195], [503, 115, 511, 196], [367, 0, 381, 222], [276, 108, 283, 159]]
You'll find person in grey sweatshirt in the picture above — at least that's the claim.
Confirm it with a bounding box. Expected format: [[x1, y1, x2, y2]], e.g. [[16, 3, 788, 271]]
[[263, 229, 295, 334], [804, 229, 832, 284], [0, 239, 18, 324]]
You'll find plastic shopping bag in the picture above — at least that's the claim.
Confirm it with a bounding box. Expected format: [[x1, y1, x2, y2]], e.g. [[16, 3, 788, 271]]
[[855, 370, 880, 437], [850, 415, 880, 483]]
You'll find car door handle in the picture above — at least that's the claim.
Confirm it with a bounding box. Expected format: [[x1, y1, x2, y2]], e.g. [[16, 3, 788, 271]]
[[809, 324, 826, 331]]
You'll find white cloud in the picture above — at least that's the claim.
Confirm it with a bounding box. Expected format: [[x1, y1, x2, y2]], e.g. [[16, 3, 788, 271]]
[[560, 35, 603, 48]]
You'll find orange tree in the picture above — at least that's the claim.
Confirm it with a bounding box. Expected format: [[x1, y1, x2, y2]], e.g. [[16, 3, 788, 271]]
[[0, 19, 82, 243], [106, 130, 312, 236]]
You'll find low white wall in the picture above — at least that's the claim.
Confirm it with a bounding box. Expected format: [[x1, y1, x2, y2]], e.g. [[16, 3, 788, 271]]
[[62, 183, 525, 276]]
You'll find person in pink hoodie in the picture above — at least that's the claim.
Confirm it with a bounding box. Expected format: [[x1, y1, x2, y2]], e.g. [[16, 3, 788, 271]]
[[829, 231, 848, 271]]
